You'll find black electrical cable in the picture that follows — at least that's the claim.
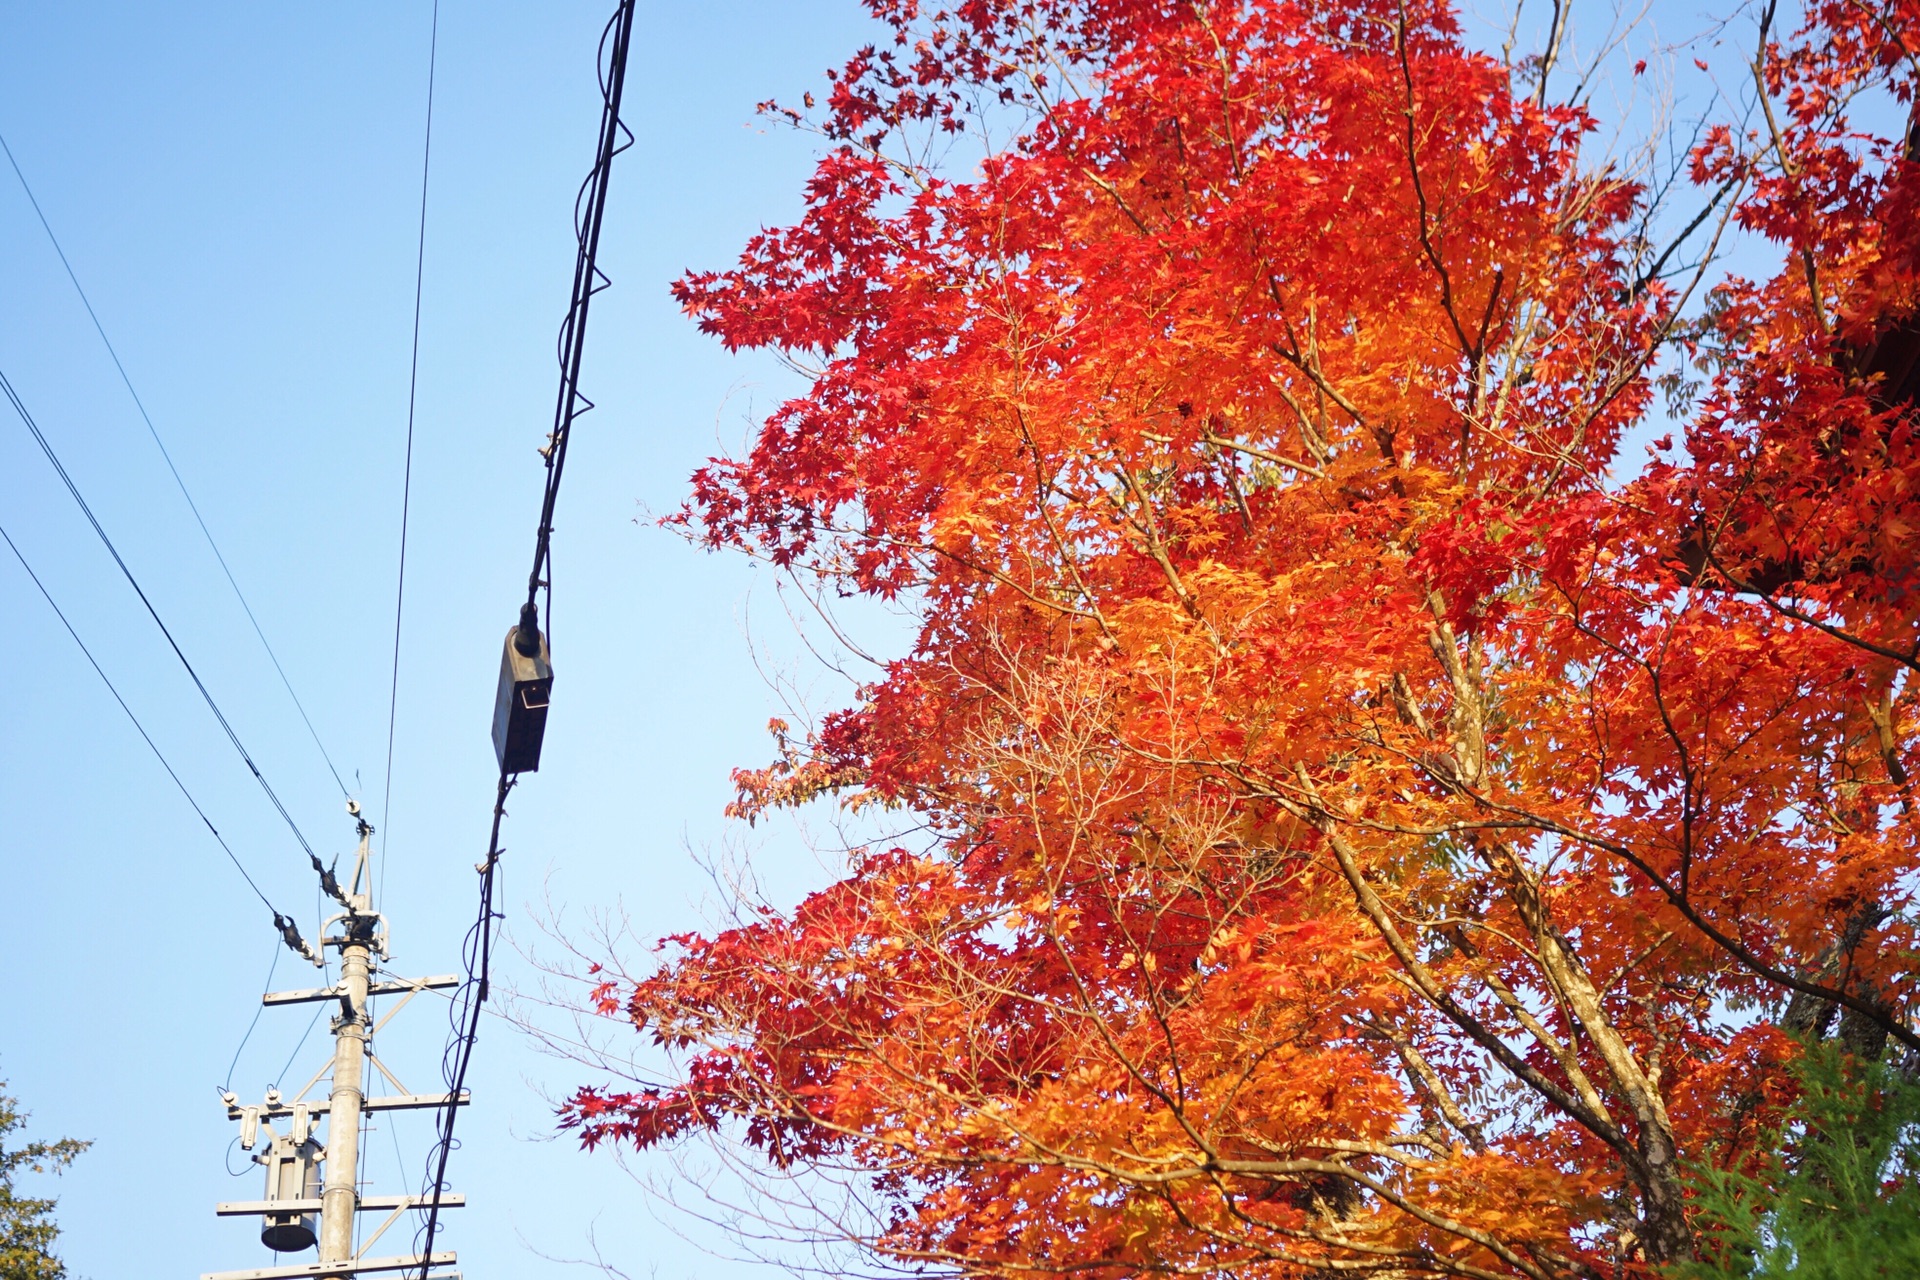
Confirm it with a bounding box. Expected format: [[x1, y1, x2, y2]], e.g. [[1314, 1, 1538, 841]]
[[379, 0, 441, 913], [223, 934, 282, 1093], [0, 129, 353, 803], [0, 518, 283, 915], [414, 5, 636, 1273], [415, 778, 508, 1276], [272, 1000, 328, 1092], [522, 0, 638, 632], [0, 364, 324, 863]]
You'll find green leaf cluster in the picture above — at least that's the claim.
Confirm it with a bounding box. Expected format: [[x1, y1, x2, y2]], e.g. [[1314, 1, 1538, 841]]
[[0, 1083, 88, 1280], [1675, 1046, 1920, 1280]]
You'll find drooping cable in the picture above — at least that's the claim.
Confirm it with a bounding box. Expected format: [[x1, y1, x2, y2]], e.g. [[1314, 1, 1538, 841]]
[[0, 364, 323, 862], [272, 1001, 328, 1092], [0, 518, 283, 915], [379, 0, 441, 912], [0, 129, 353, 802], [413, 4, 637, 1272], [223, 934, 282, 1093]]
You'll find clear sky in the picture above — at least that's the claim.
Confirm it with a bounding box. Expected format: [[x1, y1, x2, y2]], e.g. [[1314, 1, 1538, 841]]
[[0, 3, 893, 1276]]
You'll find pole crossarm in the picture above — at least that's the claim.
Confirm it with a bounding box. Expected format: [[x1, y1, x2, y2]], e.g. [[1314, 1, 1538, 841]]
[[263, 976, 460, 1007], [228, 1092, 468, 1123], [200, 1251, 456, 1280], [216, 1195, 466, 1217]]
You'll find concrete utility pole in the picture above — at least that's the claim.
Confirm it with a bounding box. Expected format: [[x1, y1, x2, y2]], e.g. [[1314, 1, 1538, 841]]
[[207, 803, 468, 1280], [317, 820, 375, 1269]]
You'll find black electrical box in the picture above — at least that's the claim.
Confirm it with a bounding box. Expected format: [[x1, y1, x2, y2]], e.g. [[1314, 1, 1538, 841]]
[[493, 623, 552, 774]]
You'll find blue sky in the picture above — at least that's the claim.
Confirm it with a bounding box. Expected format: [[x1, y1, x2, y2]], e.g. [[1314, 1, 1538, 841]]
[[0, 3, 893, 1276]]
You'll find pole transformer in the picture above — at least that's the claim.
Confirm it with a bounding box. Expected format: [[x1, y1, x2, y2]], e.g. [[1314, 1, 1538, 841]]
[[205, 806, 466, 1280]]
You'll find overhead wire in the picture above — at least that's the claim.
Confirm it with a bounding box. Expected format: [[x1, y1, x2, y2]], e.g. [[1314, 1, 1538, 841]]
[[416, 777, 509, 1275], [223, 934, 283, 1093], [414, 3, 637, 1272], [0, 129, 353, 802], [0, 518, 283, 915], [522, 1, 638, 637], [272, 1001, 329, 1092], [379, 0, 441, 913], [0, 363, 324, 864]]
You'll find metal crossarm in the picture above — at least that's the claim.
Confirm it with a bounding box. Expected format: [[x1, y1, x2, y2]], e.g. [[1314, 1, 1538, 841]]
[[227, 1092, 468, 1122], [200, 1252, 455, 1280], [263, 976, 460, 1006], [216, 1195, 466, 1217]]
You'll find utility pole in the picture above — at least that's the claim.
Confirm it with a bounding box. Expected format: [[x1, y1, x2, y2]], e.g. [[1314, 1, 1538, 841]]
[[207, 803, 468, 1280], [317, 815, 374, 1269]]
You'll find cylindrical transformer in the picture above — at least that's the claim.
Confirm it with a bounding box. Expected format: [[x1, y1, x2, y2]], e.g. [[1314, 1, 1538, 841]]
[[259, 1131, 322, 1252]]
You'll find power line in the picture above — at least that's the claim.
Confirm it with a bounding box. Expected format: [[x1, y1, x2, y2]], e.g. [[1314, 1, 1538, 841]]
[[523, 0, 638, 635], [224, 935, 283, 1093], [0, 128, 353, 802], [0, 518, 282, 916], [380, 0, 441, 910], [416, 3, 637, 1271], [272, 1000, 329, 1092], [417, 778, 508, 1276], [0, 363, 323, 864]]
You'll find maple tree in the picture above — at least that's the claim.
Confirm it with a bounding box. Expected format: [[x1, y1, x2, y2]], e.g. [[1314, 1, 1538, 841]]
[[564, 1, 1920, 1276]]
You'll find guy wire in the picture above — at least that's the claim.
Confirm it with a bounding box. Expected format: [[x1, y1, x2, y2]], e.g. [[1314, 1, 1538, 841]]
[[0, 128, 353, 802]]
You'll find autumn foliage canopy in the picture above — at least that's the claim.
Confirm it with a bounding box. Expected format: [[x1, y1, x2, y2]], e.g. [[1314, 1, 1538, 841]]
[[564, 1, 1920, 1275]]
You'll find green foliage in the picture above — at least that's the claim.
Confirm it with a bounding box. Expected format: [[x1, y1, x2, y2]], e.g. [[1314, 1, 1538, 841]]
[[1676, 1047, 1920, 1280], [0, 1083, 88, 1280]]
